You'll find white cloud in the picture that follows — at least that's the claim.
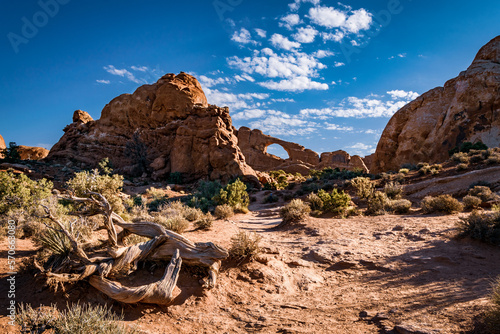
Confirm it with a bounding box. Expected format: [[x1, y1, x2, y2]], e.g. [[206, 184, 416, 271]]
[[96, 79, 110, 84], [232, 109, 267, 120], [279, 13, 301, 29], [255, 28, 267, 38], [227, 49, 326, 79], [249, 111, 317, 136], [389, 53, 407, 60], [271, 98, 295, 103], [198, 75, 234, 88], [293, 26, 318, 43], [131, 66, 149, 72], [103, 65, 142, 84], [289, 0, 320, 11], [259, 76, 329, 92], [321, 31, 345, 42], [344, 9, 372, 33], [234, 73, 256, 82], [325, 123, 354, 131], [334, 62, 345, 67], [308, 6, 347, 28], [300, 90, 419, 118], [347, 143, 375, 156], [387, 90, 419, 100], [205, 88, 270, 111], [231, 28, 257, 44], [270, 33, 301, 50], [313, 50, 335, 58]]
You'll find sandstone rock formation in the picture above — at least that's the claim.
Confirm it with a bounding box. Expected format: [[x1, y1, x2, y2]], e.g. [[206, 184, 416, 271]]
[[18, 145, 49, 160], [372, 36, 500, 173], [47, 72, 258, 184], [0, 135, 5, 159], [237, 127, 369, 174]]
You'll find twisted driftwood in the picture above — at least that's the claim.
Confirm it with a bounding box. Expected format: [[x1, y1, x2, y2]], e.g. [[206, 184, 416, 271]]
[[37, 193, 228, 304]]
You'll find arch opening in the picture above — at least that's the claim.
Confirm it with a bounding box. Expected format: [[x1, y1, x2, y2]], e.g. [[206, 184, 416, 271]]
[[265, 143, 290, 160]]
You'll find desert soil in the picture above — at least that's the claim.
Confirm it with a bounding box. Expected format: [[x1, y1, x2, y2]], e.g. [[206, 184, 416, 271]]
[[1, 195, 500, 334]]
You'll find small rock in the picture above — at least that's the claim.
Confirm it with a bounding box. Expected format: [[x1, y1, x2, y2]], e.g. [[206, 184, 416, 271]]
[[394, 323, 441, 334], [372, 312, 389, 321], [392, 225, 404, 231]]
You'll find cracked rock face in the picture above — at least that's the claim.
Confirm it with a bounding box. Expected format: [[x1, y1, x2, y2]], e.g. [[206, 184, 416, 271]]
[[47, 72, 258, 183], [371, 36, 500, 173]]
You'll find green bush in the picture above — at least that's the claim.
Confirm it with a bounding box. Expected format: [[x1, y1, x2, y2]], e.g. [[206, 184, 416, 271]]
[[195, 214, 214, 230], [213, 179, 249, 213], [317, 189, 352, 216], [263, 193, 279, 203], [457, 210, 500, 246], [280, 199, 311, 225], [66, 169, 124, 213], [0, 171, 53, 215], [421, 195, 463, 214], [169, 172, 183, 184], [229, 231, 261, 259], [463, 195, 482, 210], [350, 177, 374, 199], [305, 193, 323, 211], [388, 199, 412, 214], [0, 142, 21, 162], [214, 204, 234, 219], [366, 191, 390, 216], [449, 141, 488, 155], [16, 302, 138, 334], [384, 182, 403, 200]]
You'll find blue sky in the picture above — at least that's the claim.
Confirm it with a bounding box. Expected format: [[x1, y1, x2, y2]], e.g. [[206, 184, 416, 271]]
[[0, 0, 499, 158]]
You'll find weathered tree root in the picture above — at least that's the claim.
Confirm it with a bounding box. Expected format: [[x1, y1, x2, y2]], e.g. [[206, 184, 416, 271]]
[[36, 193, 229, 305], [89, 249, 182, 304]]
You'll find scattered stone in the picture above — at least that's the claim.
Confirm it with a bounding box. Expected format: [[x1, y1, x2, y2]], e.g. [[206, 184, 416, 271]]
[[392, 225, 405, 231], [394, 323, 441, 334]]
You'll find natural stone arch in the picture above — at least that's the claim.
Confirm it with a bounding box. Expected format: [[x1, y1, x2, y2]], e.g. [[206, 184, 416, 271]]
[[264, 143, 291, 160]]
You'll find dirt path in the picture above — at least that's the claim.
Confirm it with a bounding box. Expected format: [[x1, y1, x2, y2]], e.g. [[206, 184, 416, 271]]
[[1, 204, 499, 333]]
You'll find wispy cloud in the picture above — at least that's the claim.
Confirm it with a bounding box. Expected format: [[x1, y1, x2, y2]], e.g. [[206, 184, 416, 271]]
[[231, 28, 258, 45], [103, 65, 142, 83], [96, 79, 110, 84], [259, 76, 329, 92]]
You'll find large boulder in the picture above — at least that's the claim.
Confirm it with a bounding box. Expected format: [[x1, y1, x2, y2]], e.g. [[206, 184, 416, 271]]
[[371, 36, 500, 173], [18, 145, 49, 160], [47, 72, 258, 184]]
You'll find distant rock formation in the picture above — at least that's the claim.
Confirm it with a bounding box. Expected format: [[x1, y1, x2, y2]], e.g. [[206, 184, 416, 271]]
[[237, 127, 368, 174], [0, 135, 5, 151], [372, 36, 500, 173], [18, 145, 49, 160], [47, 72, 258, 184]]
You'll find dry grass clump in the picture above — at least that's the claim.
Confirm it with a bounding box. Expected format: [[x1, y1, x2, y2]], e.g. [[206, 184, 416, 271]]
[[214, 204, 234, 219], [306, 193, 323, 211], [484, 277, 500, 333], [153, 215, 189, 234], [468, 186, 499, 203], [452, 152, 470, 163], [398, 168, 410, 174], [16, 303, 138, 334], [229, 231, 262, 259], [418, 163, 442, 175], [457, 210, 500, 246], [388, 199, 412, 214], [280, 199, 311, 225], [421, 195, 463, 214], [463, 195, 482, 211], [457, 163, 469, 171], [383, 182, 403, 199], [349, 177, 374, 199], [194, 214, 214, 230], [366, 191, 390, 216], [183, 206, 204, 222]]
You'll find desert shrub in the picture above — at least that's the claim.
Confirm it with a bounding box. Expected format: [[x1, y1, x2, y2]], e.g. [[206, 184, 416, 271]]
[[484, 277, 500, 333], [0, 142, 21, 162], [457, 163, 469, 171], [195, 214, 214, 230], [463, 195, 482, 211], [0, 171, 53, 215], [452, 152, 470, 163], [280, 199, 311, 225], [66, 169, 124, 213], [123, 234, 151, 246], [457, 210, 500, 246], [17, 303, 138, 334], [317, 189, 352, 216], [366, 191, 390, 216], [154, 215, 189, 234], [384, 182, 403, 200], [214, 204, 234, 219], [306, 193, 323, 211], [487, 154, 500, 165], [350, 177, 374, 199], [449, 141, 488, 155], [421, 195, 463, 214], [388, 199, 412, 214], [146, 187, 165, 200], [183, 206, 204, 222], [418, 163, 442, 175], [39, 228, 72, 256], [263, 193, 279, 203], [213, 179, 249, 213], [229, 231, 261, 259], [399, 168, 410, 174], [470, 153, 485, 164], [468, 186, 498, 202], [169, 172, 183, 184]]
